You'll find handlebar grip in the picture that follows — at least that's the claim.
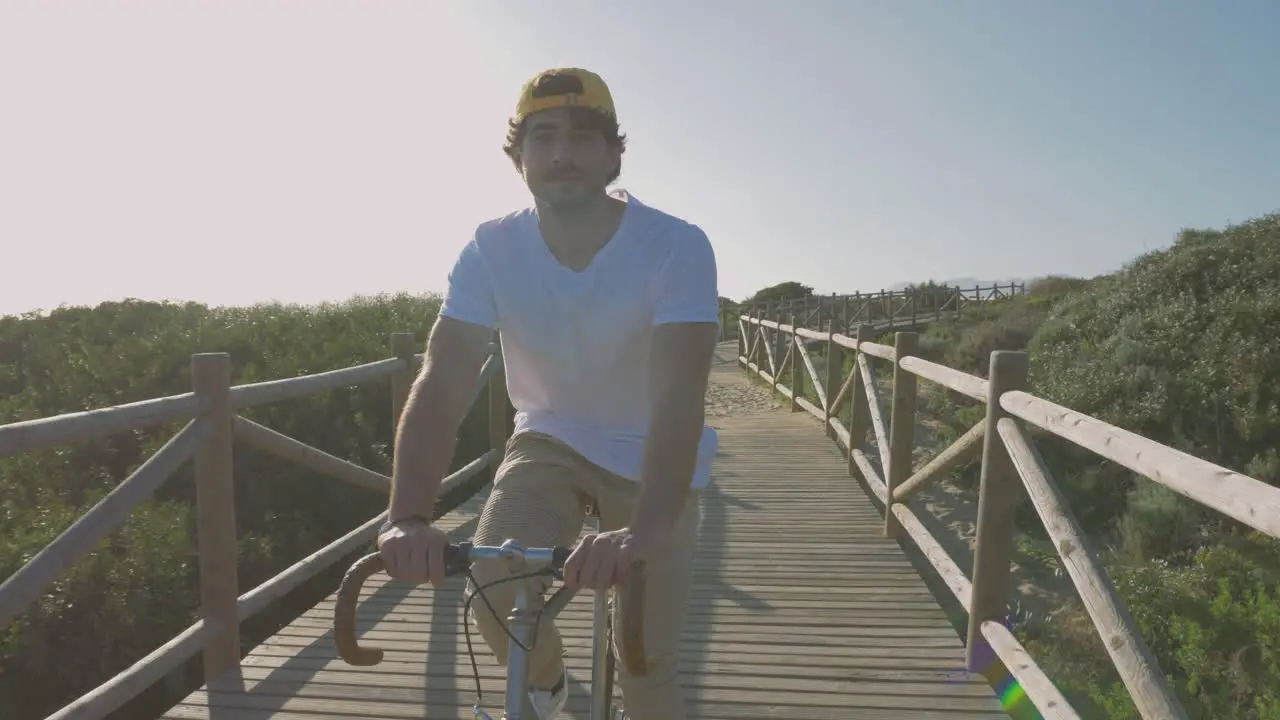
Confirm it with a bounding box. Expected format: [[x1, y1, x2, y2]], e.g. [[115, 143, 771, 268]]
[[552, 545, 572, 569], [443, 542, 470, 576], [334, 542, 472, 666], [334, 552, 386, 666], [619, 560, 649, 678]]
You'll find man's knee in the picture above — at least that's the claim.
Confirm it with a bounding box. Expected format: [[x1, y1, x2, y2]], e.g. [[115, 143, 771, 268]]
[[466, 565, 504, 624], [615, 649, 686, 719], [612, 587, 688, 715], [465, 559, 550, 632], [615, 646, 681, 686]]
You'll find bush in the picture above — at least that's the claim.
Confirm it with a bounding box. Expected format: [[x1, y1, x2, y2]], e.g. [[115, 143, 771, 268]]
[[0, 293, 501, 718], [1023, 535, 1280, 719], [893, 212, 1280, 717], [1017, 211, 1280, 717], [1027, 274, 1093, 299], [1030, 215, 1280, 473]]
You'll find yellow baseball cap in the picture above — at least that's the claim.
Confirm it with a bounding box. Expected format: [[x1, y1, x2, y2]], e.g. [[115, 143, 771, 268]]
[[511, 68, 617, 126]]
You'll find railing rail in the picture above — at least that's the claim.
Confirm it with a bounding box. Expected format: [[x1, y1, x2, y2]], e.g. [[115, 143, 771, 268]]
[[0, 331, 511, 720], [737, 298, 1280, 720], [717, 281, 1026, 343]]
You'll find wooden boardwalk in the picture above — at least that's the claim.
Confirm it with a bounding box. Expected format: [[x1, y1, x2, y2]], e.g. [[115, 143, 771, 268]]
[[161, 351, 1008, 719]]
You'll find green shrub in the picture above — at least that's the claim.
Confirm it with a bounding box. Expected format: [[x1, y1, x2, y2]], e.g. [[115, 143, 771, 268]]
[[1027, 274, 1094, 299], [1030, 214, 1280, 472], [0, 293, 501, 718], [1024, 535, 1280, 719], [889, 213, 1280, 718], [1016, 212, 1280, 718]]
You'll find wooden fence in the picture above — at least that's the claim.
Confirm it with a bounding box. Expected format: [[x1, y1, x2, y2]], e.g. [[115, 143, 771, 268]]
[[0, 332, 511, 720], [737, 307, 1280, 719], [12, 273, 1263, 719], [718, 281, 1025, 341]]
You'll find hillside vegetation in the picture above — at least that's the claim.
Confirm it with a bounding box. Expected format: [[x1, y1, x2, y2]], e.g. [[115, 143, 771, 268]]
[[742, 213, 1280, 717], [0, 294, 500, 719], [883, 214, 1280, 718]]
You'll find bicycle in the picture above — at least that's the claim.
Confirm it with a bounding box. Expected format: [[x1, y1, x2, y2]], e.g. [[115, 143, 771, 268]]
[[332, 529, 647, 719]]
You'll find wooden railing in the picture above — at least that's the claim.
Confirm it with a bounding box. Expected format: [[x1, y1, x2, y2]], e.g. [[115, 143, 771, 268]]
[[738, 310, 1280, 720], [718, 281, 1024, 342], [0, 332, 511, 720]]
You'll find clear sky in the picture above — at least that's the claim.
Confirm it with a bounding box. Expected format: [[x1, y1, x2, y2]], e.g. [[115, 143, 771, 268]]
[[3, 1, 1278, 317]]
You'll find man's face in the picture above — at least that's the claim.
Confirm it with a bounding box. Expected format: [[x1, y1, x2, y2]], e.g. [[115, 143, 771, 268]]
[[515, 107, 620, 212]]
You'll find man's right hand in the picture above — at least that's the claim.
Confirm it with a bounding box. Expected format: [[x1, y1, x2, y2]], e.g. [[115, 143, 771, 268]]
[[376, 519, 453, 586]]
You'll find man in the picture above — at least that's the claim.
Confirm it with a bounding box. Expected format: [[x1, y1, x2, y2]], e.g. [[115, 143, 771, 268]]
[[376, 67, 720, 719]]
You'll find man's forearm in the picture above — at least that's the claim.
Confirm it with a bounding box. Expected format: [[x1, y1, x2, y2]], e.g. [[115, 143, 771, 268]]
[[631, 391, 705, 538], [631, 320, 718, 538], [388, 364, 473, 523]]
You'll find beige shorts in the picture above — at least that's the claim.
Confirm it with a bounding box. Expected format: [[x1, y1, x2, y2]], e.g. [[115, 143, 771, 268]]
[[467, 430, 700, 719]]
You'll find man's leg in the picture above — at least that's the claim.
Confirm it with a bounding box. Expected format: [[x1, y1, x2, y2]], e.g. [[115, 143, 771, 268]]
[[595, 469, 700, 720], [467, 431, 587, 693]]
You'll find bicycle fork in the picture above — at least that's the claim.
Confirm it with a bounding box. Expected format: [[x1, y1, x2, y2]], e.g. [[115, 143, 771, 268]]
[[472, 571, 623, 719]]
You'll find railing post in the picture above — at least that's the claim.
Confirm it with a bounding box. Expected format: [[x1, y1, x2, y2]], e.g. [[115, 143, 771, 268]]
[[192, 352, 239, 682], [884, 332, 918, 538], [750, 303, 760, 368], [753, 303, 765, 370], [390, 332, 415, 431], [788, 313, 802, 412], [846, 324, 874, 478], [824, 320, 841, 440], [487, 337, 509, 481], [762, 304, 773, 389], [772, 305, 784, 376], [966, 350, 1029, 672]]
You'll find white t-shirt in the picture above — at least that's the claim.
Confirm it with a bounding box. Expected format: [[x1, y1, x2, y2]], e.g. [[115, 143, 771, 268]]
[[438, 190, 720, 491]]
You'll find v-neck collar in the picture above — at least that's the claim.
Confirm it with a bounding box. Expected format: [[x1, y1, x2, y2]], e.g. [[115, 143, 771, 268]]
[[532, 189, 640, 276]]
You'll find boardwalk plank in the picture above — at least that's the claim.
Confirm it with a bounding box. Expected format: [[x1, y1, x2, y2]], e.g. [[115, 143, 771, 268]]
[[162, 346, 1008, 718]]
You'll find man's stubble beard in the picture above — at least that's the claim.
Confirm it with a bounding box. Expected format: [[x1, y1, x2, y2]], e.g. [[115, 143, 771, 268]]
[[531, 177, 608, 217]]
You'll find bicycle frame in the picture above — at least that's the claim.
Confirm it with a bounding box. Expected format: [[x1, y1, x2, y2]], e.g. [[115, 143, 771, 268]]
[[590, 586, 615, 719], [476, 546, 618, 720], [334, 534, 642, 719]]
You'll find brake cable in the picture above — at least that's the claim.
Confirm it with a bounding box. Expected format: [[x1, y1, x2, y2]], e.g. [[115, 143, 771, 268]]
[[459, 564, 563, 712]]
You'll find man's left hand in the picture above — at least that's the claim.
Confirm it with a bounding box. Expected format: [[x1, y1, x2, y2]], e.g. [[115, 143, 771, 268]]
[[562, 527, 658, 589]]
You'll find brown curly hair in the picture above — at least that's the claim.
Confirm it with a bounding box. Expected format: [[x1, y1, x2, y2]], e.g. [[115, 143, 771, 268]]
[[502, 106, 628, 184]]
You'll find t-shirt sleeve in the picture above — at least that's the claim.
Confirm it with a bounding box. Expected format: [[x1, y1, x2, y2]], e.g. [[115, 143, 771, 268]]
[[652, 224, 720, 326], [438, 235, 499, 330]]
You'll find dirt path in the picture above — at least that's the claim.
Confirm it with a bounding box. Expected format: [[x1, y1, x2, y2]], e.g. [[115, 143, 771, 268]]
[[705, 342, 782, 417]]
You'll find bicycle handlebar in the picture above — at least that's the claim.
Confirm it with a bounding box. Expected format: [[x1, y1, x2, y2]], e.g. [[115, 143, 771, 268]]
[[332, 540, 649, 677]]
